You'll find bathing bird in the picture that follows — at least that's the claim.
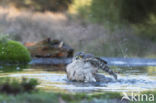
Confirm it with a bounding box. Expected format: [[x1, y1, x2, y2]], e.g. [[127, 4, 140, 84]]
[[66, 52, 117, 82]]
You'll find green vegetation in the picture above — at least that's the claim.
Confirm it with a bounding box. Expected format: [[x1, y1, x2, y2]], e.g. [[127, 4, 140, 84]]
[[0, 35, 31, 63], [0, 91, 122, 103], [0, 1, 155, 103], [90, 0, 156, 24], [0, 78, 39, 94], [60, 92, 121, 102], [70, 0, 156, 41], [0, 1, 155, 57], [0, 77, 122, 103], [68, 0, 91, 19], [0, 0, 72, 12], [70, 0, 156, 24], [0, 64, 29, 73], [132, 15, 156, 41], [131, 91, 156, 103], [79, 33, 156, 57]]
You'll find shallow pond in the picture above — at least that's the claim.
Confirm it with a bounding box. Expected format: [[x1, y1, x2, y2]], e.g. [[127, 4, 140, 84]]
[[0, 58, 156, 93]]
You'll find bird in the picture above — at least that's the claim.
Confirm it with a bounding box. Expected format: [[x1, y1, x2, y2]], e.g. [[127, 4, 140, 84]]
[[66, 52, 117, 82]]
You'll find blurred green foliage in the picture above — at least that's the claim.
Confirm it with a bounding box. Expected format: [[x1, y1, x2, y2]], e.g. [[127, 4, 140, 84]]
[[71, 0, 156, 41], [68, 0, 91, 18], [0, 78, 39, 94], [90, 0, 156, 24], [0, 91, 122, 103], [0, 64, 29, 73], [90, 0, 121, 25], [132, 15, 156, 41], [0, 34, 9, 44], [0, 35, 31, 63], [0, 0, 155, 41], [0, 0, 72, 12], [0, 88, 155, 103]]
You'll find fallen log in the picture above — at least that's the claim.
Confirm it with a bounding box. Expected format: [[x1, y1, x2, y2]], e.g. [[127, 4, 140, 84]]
[[25, 38, 74, 58]]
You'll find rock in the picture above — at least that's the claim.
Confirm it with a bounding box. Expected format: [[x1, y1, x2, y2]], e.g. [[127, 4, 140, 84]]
[[24, 38, 74, 58]]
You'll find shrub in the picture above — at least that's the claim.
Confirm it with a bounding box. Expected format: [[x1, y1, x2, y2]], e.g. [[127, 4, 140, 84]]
[[0, 36, 31, 63]]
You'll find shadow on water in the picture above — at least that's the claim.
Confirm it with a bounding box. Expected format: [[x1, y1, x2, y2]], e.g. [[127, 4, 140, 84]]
[[0, 57, 156, 93]]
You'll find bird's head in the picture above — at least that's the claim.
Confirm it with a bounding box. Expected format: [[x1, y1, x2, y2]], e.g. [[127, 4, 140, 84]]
[[73, 52, 94, 61], [73, 52, 85, 60]]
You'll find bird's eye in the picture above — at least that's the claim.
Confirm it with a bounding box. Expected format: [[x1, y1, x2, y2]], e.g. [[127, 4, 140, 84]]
[[79, 56, 83, 59]]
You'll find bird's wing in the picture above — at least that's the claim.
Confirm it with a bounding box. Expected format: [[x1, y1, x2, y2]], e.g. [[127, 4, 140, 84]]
[[95, 57, 107, 64], [85, 57, 118, 80], [83, 57, 107, 69], [84, 57, 100, 67]]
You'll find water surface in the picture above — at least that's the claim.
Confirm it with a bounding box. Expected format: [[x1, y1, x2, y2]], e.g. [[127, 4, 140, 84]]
[[0, 58, 156, 93]]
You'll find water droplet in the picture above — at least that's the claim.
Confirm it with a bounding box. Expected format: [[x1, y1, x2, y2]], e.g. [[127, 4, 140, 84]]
[[125, 48, 128, 52], [89, 14, 92, 17], [16, 67, 20, 70]]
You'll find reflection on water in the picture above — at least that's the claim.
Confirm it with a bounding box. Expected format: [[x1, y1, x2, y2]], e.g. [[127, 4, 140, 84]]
[[0, 64, 156, 93]]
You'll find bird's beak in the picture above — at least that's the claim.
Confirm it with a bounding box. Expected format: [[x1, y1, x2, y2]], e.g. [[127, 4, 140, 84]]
[[75, 56, 79, 60]]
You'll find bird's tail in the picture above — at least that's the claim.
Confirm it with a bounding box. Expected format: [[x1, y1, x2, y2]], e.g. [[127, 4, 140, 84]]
[[101, 65, 118, 80], [94, 57, 118, 80], [85, 57, 118, 80]]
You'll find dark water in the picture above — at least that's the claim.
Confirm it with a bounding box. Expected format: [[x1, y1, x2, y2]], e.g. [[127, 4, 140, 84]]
[[29, 57, 156, 66], [0, 58, 156, 93]]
